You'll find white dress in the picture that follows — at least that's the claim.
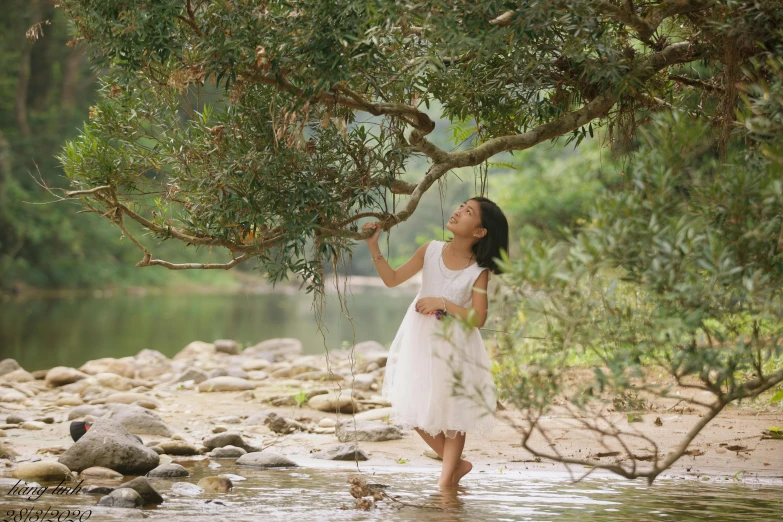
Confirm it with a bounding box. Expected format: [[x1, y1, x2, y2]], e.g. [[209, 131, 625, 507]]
[[382, 240, 497, 438]]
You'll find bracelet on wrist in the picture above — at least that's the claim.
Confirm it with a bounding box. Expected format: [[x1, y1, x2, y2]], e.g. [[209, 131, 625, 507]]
[[440, 297, 447, 311], [372, 253, 384, 262]]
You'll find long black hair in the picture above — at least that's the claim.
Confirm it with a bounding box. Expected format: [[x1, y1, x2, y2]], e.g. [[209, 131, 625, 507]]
[[467, 196, 509, 274]]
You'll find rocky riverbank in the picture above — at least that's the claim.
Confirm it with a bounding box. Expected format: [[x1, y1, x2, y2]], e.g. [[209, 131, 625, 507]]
[[1, 337, 781, 514]]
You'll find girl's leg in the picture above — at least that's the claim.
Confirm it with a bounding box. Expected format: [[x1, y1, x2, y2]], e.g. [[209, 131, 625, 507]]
[[414, 427, 473, 486], [413, 427, 445, 456], [438, 432, 467, 488]]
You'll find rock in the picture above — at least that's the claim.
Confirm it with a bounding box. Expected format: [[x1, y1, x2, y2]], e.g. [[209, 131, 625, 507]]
[[312, 444, 369, 461], [104, 404, 173, 437], [246, 371, 269, 381], [335, 420, 403, 442], [147, 463, 189, 478], [197, 475, 233, 493], [0, 440, 17, 459], [365, 362, 380, 372], [173, 368, 209, 384], [101, 392, 160, 409], [244, 411, 275, 426], [134, 349, 172, 378], [215, 415, 242, 424], [6, 413, 28, 424], [57, 417, 160, 474], [293, 371, 343, 381], [352, 340, 387, 356], [93, 373, 135, 391], [79, 385, 108, 402], [37, 445, 67, 455], [208, 445, 247, 458], [1, 369, 34, 383], [202, 432, 260, 453], [207, 367, 249, 380], [120, 476, 164, 504], [313, 427, 335, 434], [212, 426, 227, 433], [198, 377, 256, 392], [20, 421, 46, 430], [173, 341, 216, 361], [45, 366, 89, 387], [308, 392, 357, 414], [318, 418, 337, 428], [241, 359, 270, 372], [170, 482, 204, 496], [81, 466, 124, 479], [0, 388, 27, 403], [67, 405, 107, 420], [56, 396, 84, 407], [0, 359, 22, 377], [79, 358, 135, 379], [97, 488, 143, 508], [270, 364, 321, 379], [263, 412, 305, 434], [12, 461, 72, 481], [214, 339, 240, 355], [236, 451, 298, 468], [354, 407, 393, 422], [155, 441, 199, 456], [81, 485, 116, 495], [349, 373, 376, 391], [243, 338, 302, 362]]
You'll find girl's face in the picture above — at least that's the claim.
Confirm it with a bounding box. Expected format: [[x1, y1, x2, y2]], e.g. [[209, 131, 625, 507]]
[[446, 199, 486, 240]]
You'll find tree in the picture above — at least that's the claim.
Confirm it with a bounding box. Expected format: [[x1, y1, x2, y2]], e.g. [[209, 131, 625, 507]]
[[489, 57, 783, 483], [50, 1, 783, 481], [53, 0, 779, 292]]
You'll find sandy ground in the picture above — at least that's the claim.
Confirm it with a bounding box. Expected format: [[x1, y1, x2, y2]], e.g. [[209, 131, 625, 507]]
[[2, 377, 781, 485]]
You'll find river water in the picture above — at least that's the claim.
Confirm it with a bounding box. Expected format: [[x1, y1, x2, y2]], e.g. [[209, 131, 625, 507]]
[[0, 287, 419, 372], [0, 460, 781, 521]]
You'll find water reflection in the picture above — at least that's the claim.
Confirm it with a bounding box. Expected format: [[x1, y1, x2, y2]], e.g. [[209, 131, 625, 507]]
[[0, 463, 781, 522], [0, 288, 418, 371]]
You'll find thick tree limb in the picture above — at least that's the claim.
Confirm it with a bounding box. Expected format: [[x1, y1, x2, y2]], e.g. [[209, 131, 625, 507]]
[[596, 1, 714, 44]]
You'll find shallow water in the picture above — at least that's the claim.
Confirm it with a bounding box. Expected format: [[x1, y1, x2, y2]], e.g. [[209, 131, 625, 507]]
[[1, 459, 781, 521]]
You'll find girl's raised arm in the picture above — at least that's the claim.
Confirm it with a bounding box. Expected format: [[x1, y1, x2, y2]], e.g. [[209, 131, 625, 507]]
[[362, 221, 430, 288]]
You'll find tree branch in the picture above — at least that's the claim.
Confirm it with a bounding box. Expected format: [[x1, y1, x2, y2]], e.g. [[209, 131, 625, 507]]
[[442, 41, 698, 169]]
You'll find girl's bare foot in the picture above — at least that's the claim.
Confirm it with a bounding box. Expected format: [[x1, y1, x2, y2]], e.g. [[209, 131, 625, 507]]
[[451, 459, 473, 485]]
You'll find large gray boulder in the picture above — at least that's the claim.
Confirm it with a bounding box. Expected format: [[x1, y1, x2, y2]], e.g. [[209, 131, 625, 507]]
[[335, 420, 403, 442], [58, 417, 159, 474], [104, 404, 173, 437]]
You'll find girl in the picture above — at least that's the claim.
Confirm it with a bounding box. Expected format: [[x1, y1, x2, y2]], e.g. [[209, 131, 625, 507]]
[[362, 196, 509, 488]]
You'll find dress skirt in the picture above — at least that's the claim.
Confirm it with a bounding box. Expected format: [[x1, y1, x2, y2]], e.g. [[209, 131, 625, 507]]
[[381, 296, 497, 439]]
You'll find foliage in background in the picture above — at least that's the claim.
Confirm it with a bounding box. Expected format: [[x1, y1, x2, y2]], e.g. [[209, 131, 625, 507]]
[[495, 136, 623, 243], [492, 49, 783, 481], [0, 0, 238, 292]]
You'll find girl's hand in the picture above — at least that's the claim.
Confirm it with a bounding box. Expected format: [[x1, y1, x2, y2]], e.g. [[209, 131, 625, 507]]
[[415, 297, 444, 314], [361, 221, 382, 245]]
